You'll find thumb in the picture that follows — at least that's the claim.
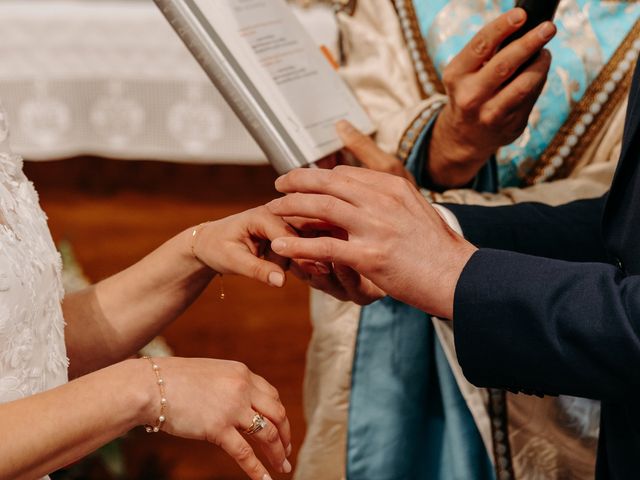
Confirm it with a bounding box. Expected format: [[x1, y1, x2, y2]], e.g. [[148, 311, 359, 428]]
[[336, 121, 407, 178], [336, 120, 381, 167]]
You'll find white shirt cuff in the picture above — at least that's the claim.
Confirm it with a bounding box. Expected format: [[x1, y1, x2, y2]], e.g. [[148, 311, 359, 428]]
[[432, 204, 464, 236]]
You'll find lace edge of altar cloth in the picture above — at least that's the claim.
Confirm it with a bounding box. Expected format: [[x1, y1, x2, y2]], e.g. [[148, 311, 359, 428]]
[[0, 1, 338, 164]]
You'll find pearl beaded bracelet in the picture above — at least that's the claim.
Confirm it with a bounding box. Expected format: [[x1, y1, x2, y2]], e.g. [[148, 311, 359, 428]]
[[142, 356, 168, 433]]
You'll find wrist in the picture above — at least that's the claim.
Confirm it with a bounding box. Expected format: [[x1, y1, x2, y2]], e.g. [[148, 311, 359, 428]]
[[119, 358, 160, 428], [179, 225, 217, 276], [442, 239, 478, 319], [432, 236, 478, 320], [427, 110, 495, 188]]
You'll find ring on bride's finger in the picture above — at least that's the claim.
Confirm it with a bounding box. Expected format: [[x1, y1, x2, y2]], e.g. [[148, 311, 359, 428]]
[[244, 413, 268, 435]]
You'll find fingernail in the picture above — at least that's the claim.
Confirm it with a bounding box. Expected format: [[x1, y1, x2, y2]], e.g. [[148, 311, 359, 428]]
[[538, 22, 556, 40], [314, 262, 331, 275], [509, 8, 525, 25], [274, 177, 286, 190], [271, 239, 286, 252], [286, 443, 293, 457], [336, 120, 355, 135], [282, 459, 292, 473], [268, 271, 285, 287], [263, 475, 273, 480]]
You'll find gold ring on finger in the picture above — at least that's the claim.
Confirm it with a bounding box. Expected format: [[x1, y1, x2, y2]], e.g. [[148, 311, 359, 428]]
[[244, 413, 267, 435]]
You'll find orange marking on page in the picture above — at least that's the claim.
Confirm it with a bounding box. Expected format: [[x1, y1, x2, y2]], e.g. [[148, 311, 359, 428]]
[[320, 45, 339, 70]]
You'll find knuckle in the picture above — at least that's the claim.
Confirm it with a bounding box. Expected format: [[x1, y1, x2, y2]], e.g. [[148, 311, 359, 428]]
[[273, 404, 287, 424], [364, 245, 389, 275], [515, 83, 533, 101], [236, 443, 255, 462], [399, 176, 414, 191], [390, 174, 407, 189], [251, 205, 266, 216], [319, 240, 335, 261], [339, 174, 356, 190], [251, 262, 267, 280], [325, 169, 340, 184], [455, 90, 480, 113], [268, 385, 280, 400], [321, 196, 336, 213], [478, 107, 494, 126], [388, 176, 411, 199], [479, 108, 501, 127], [525, 32, 544, 51], [229, 378, 251, 399], [232, 361, 252, 378], [470, 34, 490, 57], [494, 18, 510, 37], [441, 68, 457, 90], [494, 60, 512, 79], [387, 191, 405, 208], [265, 426, 280, 444], [248, 460, 262, 476]]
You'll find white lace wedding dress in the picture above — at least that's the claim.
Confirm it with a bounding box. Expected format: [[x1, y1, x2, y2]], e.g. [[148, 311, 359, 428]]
[[0, 105, 69, 479]]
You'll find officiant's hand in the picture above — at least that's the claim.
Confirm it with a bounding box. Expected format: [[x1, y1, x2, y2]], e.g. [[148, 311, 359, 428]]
[[191, 206, 297, 288], [315, 121, 416, 186], [428, 8, 555, 188], [336, 121, 417, 186], [267, 166, 477, 319], [139, 357, 292, 480]]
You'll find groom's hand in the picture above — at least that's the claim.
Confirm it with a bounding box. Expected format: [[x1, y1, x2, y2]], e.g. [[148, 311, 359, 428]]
[[267, 166, 477, 319]]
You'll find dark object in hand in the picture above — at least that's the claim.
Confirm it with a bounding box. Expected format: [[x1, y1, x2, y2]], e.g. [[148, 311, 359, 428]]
[[500, 0, 561, 49]]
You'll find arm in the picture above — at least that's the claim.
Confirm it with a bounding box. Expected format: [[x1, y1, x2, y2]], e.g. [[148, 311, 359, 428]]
[[63, 232, 212, 378], [1, 357, 291, 480], [335, 8, 554, 190], [4, 207, 298, 479], [443, 195, 610, 262], [64, 207, 293, 378], [269, 167, 640, 401], [270, 168, 611, 316], [426, 10, 555, 188], [453, 248, 639, 401], [1, 360, 149, 480]]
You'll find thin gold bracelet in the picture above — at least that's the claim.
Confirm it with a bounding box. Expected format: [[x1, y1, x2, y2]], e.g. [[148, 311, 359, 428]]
[[190, 222, 210, 263], [191, 221, 225, 300], [142, 356, 167, 433]]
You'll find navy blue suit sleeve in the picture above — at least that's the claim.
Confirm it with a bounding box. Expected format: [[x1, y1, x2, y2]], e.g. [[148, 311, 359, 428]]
[[443, 195, 610, 263], [453, 249, 640, 401]]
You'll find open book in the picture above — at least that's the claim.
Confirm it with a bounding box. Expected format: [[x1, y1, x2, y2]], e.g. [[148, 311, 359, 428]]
[[154, 0, 375, 173]]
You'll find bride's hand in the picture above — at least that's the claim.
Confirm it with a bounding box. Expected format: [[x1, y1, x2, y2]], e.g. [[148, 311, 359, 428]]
[[191, 206, 297, 288], [291, 260, 385, 305], [139, 357, 291, 480], [283, 216, 385, 305]]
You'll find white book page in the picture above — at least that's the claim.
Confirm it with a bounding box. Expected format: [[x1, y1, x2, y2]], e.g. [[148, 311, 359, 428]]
[[192, 0, 374, 162]]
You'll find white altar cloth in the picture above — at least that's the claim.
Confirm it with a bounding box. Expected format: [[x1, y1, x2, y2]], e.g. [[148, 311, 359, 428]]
[[0, 1, 338, 163]]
